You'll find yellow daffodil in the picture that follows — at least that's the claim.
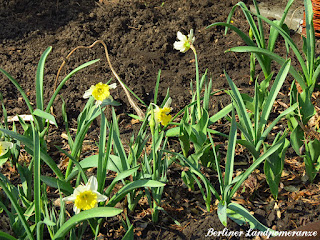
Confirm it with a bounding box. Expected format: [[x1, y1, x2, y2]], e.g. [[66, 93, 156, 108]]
[[173, 30, 195, 53], [83, 82, 117, 105], [0, 141, 13, 157], [153, 97, 172, 126], [62, 176, 108, 214]]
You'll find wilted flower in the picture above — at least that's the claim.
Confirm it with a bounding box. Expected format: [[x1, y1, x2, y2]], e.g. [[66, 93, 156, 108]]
[[153, 97, 172, 126], [0, 141, 13, 157], [83, 82, 117, 105], [173, 30, 195, 53], [62, 176, 108, 214]]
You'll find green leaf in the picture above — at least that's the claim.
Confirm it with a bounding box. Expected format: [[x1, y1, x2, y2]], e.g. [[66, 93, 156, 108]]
[[46, 59, 100, 113], [228, 138, 284, 200], [0, 68, 33, 114], [36, 46, 52, 111], [257, 59, 291, 135], [264, 138, 289, 199], [227, 202, 275, 235], [40, 175, 73, 194], [105, 166, 140, 197], [224, 110, 237, 187], [225, 71, 254, 142], [0, 128, 64, 180], [0, 231, 17, 240], [107, 180, 165, 207], [33, 109, 57, 127], [53, 207, 122, 240], [0, 180, 34, 240], [217, 202, 227, 227], [290, 126, 304, 155], [228, 46, 305, 89]]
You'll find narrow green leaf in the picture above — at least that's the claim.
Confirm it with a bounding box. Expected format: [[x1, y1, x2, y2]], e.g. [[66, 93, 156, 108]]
[[258, 59, 291, 134], [224, 110, 237, 187], [36, 46, 52, 111], [228, 46, 305, 89], [53, 207, 122, 240], [46, 59, 100, 113], [33, 109, 57, 127], [32, 124, 41, 224], [0, 68, 33, 113], [225, 71, 254, 141], [0, 128, 64, 180], [40, 176, 73, 194], [0, 231, 17, 240], [228, 138, 284, 200], [227, 202, 274, 234], [107, 180, 165, 207], [0, 181, 34, 240]]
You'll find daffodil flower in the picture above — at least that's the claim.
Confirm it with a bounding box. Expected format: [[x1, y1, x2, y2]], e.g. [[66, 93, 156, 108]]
[[0, 141, 13, 157], [83, 82, 117, 105], [62, 176, 108, 214], [153, 97, 172, 126], [173, 30, 195, 53]]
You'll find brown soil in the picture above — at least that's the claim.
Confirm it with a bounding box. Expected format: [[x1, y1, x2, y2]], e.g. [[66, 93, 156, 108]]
[[1, 0, 320, 239]]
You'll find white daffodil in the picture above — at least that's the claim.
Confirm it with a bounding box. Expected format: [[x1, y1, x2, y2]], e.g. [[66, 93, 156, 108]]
[[62, 176, 108, 214], [0, 141, 13, 157], [173, 30, 195, 53], [153, 97, 172, 126], [83, 82, 117, 105]]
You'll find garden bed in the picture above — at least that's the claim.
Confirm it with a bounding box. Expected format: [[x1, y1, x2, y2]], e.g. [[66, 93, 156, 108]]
[[1, 0, 320, 239]]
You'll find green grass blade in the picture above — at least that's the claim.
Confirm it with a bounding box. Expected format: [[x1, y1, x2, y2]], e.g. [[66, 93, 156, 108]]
[[304, 0, 315, 85], [154, 70, 161, 105], [40, 175, 73, 194], [224, 110, 237, 187], [233, 2, 263, 48], [0, 128, 64, 180], [36, 46, 52, 111], [0, 68, 33, 113], [252, 0, 265, 48], [53, 207, 122, 240], [227, 202, 273, 233], [32, 124, 41, 224], [107, 180, 166, 207], [46, 59, 100, 113], [167, 150, 221, 200], [112, 108, 129, 171], [268, 0, 294, 52], [209, 134, 223, 193], [248, 9, 309, 84], [258, 59, 291, 135], [228, 46, 306, 90], [0, 231, 17, 240], [97, 108, 107, 193], [33, 109, 57, 127], [105, 166, 140, 197], [256, 103, 298, 150], [228, 138, 284, 200], [208, 22, 269, 76], [0, 181, 34, 240], [208, 103, 232, 125], [225, 72, 254, 141]]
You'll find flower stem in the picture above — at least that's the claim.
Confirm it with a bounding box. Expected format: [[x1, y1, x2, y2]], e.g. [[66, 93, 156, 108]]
[[191, 45, 201, 121]]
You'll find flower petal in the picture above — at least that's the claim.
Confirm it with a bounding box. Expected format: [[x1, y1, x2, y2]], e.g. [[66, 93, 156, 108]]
[[109, 83, 117, 89], [177, 31, 187, 41], [163, 97, 172, 109], [94, 191, 108, 202], [62, 194, 76, 202], [173, 41, 184, 51], [83, 86, 94, 99], [73, 204, 81, 214], [87, 176, 98, 191]]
